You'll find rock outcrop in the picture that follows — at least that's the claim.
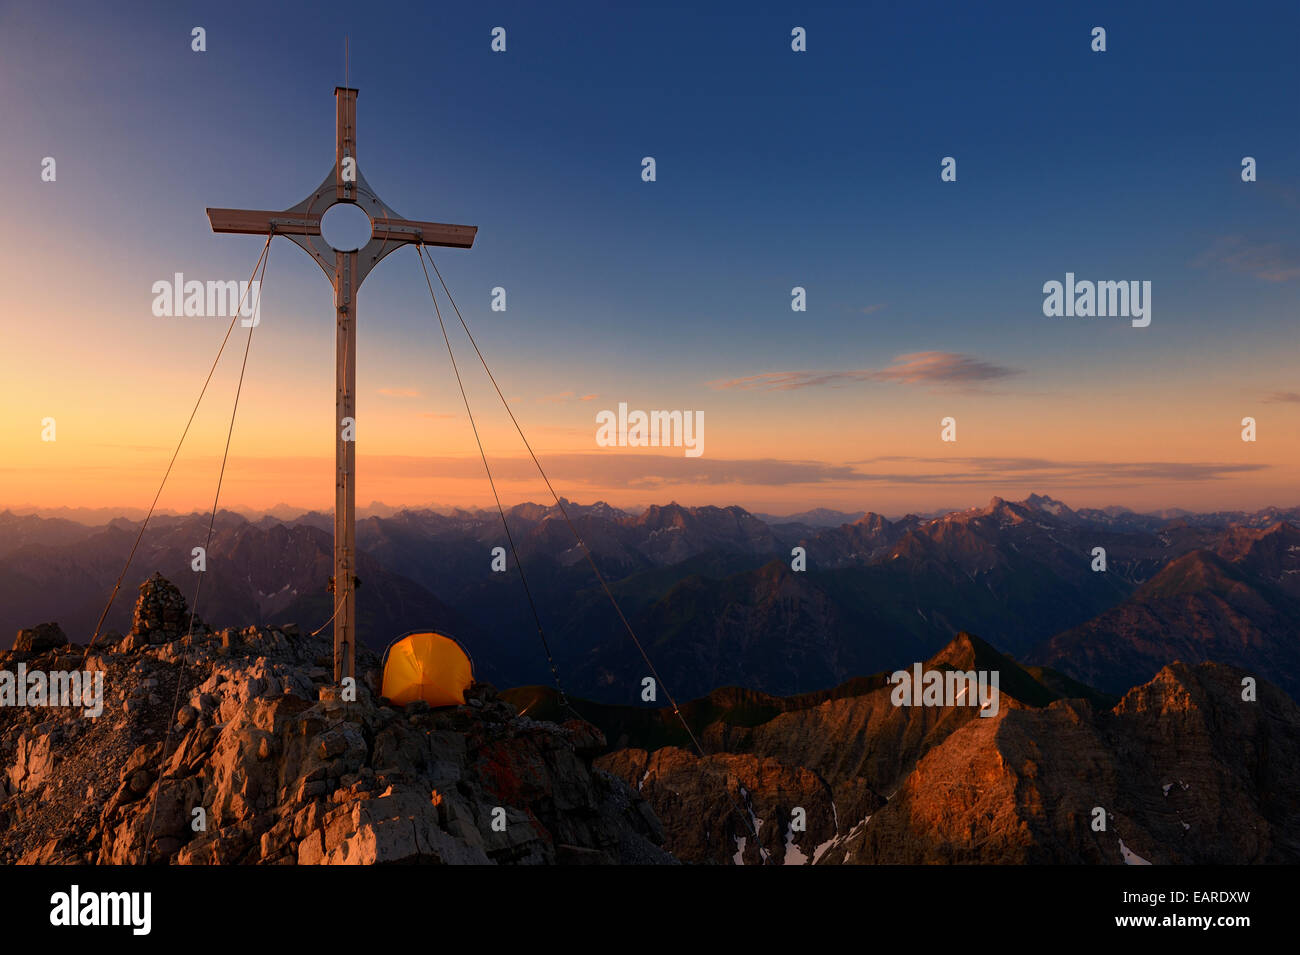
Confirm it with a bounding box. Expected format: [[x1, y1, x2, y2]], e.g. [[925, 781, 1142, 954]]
[[0, 575, 672, 865], [13, 622, 66, 654], [599, 746, 852, 865], [817, 660, 1300, 864], [597, 634, 1300, 865]]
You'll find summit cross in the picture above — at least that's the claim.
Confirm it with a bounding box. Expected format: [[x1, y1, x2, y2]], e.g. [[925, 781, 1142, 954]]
[[206, 86, 477, 683]]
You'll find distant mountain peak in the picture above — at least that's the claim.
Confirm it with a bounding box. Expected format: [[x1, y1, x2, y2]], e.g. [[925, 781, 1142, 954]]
[[854, 511, 888, 528], [1024, 493, 1072, 516]]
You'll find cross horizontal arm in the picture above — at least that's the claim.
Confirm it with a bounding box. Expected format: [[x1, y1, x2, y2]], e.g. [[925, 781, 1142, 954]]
[[207, 208, 318, 235], [372, 217, 477, 249], [206, 208, 476, 249]]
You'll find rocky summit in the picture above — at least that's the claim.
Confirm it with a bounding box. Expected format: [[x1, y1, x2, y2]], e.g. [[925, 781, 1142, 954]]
[[5, 573, 1298, 867], [0, 574, 672, 865]]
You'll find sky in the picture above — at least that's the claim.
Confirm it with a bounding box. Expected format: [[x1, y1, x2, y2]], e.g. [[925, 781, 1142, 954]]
[[1, 0, 1298, 518]]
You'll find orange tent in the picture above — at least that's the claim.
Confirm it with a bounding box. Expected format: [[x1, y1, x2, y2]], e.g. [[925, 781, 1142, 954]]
[[380, 631, 475, 707]]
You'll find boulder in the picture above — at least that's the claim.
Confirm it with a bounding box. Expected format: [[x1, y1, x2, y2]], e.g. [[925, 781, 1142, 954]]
[[13, 622, 66, 653]]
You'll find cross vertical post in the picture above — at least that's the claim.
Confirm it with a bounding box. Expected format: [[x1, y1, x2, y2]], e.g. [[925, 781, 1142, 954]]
[[334, 247, 357, 683], [333, 88, 358, 684], [206, 84, 477, 689]]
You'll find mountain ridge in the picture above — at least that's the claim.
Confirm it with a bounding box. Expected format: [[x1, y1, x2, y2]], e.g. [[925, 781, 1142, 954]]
[[5, 495, 1300, 703]]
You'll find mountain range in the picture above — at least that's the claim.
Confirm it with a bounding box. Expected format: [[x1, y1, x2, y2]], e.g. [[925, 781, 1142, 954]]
[[3, 494, 1299, 702], [583, 633, 1300, 864]]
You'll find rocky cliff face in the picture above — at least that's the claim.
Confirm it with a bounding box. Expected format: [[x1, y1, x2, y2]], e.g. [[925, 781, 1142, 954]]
[[598, 634, 1300, 864], [0, 575, 671, 865], [819, 660, 1300, 865]]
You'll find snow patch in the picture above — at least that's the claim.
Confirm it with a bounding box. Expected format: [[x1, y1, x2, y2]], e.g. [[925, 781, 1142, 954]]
[[783, 825, 808, 866], [1119, 838, 1151, 865], [811, 812, 873, 865], [811, 835, 836, 865]]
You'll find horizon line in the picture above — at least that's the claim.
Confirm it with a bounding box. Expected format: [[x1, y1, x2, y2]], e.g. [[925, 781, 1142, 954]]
[[6, 492, 1300, 528]]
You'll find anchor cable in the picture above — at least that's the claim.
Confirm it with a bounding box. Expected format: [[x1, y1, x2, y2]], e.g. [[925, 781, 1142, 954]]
[[309, 576, 352, 638], [418, 250, 764, 853], [88, 235, 273, 652], [141, 239, 271, 863], [416, 246, 572, 711]]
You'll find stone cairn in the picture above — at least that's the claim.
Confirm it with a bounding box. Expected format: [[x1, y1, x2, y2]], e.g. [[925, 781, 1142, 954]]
[[128, 572, 205, 647]]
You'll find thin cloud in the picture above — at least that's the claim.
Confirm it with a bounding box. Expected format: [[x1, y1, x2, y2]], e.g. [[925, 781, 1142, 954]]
[[1194, 235, 1300, 282], [377, 387, 421, 398], [707, 370, 872, 392], [1263, 391, 1300, 404], [844, 455, 1268, 486], [708, 351, 1018, 392], [872, 351, 1016, 385], [537, 390, 600, 403], [195, 453, 1268, 490]]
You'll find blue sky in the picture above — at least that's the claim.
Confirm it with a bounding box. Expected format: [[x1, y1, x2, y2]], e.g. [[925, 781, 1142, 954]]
[[2, 0, 1298, 514]]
